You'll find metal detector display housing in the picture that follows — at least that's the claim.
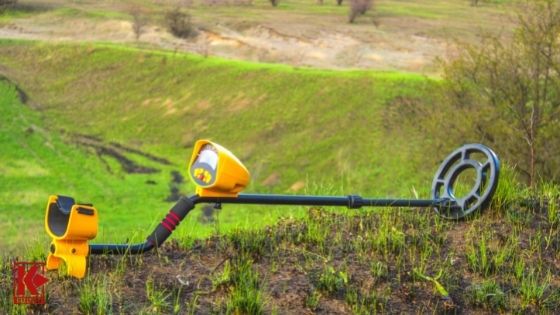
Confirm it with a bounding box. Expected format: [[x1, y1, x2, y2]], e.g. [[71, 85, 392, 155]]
[[188, 140, 250, 197]]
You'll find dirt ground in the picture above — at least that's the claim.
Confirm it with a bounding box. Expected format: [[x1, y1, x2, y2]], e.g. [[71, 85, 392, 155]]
[[0, 0, 516, 72], [10, 202, 558, 314]]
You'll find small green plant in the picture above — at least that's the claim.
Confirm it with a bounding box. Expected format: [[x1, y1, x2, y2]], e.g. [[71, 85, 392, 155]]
[[466, 280, 506, 310], [305, 289, 321, 310], [224, 257, 265, 315], [79, 277, 113, 315], [370, 261, 388, 279], [538, 182, 560, 225], [466, 231, 515, 277], [146, 277, 171, 314], [229, 229, 271, 259], [317, 265, 349, 296], [172, 288, 182, 314], [303, 219, 329, 250], [212, 260, 232, 289], [514, 259, 525, 281], [520, 270, 550, 309], [413, 268, 449, 299], [185, 293, 199, 315], [349, 290, 384, 315], [372, 215, 405, 256], [467, 236, 488, 275]]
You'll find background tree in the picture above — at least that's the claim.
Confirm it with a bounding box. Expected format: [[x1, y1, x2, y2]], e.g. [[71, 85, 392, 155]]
[[0, 0, 17, 12], [443, 0, 560, 186], [130, 6, 148, 41]]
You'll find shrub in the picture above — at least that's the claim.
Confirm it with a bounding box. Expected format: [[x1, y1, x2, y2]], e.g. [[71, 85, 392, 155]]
[[443, 0, 560, 186], [165, 8, 195, 38]]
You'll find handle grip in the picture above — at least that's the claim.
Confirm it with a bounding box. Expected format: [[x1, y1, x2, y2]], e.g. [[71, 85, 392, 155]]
[[147, 197, 195, 247]]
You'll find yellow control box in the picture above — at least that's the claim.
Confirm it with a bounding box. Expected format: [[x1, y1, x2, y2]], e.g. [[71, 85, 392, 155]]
[[45, 195, 98, 278]]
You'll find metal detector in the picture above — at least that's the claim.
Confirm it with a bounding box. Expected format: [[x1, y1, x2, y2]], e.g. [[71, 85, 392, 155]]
[[45, 140, 500, 278]]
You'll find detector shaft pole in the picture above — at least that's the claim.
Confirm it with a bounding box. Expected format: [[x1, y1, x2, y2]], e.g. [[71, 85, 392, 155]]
[[196, 193, 448, 209]]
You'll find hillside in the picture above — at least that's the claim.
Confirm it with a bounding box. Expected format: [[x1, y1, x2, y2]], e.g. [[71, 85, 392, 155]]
[[0, 0, 517, 71], [0, 40, 478, 251], [0, 40, 449, 196]]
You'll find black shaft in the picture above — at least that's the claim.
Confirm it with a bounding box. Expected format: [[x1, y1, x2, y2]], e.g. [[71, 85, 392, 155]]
[[196, 194, 444, 209]]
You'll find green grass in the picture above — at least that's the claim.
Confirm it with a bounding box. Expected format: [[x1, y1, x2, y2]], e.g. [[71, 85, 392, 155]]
[[79, 277, 113, 314], [0, 40, 459, 252], [2, 186, 560, 313], [0, 40, 439, 196], [0, 76, 309, 253]]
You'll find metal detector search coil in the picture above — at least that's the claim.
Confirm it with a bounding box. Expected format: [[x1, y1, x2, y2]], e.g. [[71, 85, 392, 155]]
[[45, 141, 500, 278], [432, 144, 500, 219]]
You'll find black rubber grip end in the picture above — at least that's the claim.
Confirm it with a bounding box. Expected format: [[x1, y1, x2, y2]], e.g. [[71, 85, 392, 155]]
[[147, 197, 195, 248]]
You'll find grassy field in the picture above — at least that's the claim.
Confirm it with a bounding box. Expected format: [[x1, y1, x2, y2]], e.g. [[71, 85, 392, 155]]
[[0, 73, 312, 253], [0, 40, 457, 254]]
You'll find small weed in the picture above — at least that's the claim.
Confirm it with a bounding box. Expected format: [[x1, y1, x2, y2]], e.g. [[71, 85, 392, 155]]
[[538, 182, 560, 225], [229, 229, 271, 259], [514, 259, 525, 281], [185, 293, 199, 315], [303, 220, 329, 251], [146, 277, 171, 314], [466, 232, 513, 276], [519, 270, 550, 309], [372, 214, 405, 256], [349, 290, 385, 315], [317, 265, 349, 296], [466, 234, 491, 276], [305, 289, 321, 310], [413, 268, 449, 299], [466, 280, 506, 310], [212, 260, 231, 289], [172, 287, 182, 314], [370, 261, 388, 280], [79, 277, 113, 315], [492, 164, 523, 211], [224, 257, 265, 315]]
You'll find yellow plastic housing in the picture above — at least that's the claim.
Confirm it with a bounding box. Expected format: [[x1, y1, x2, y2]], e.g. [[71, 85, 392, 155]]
[[188, 140, 250, 197], [44, 195, 98, 278]]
